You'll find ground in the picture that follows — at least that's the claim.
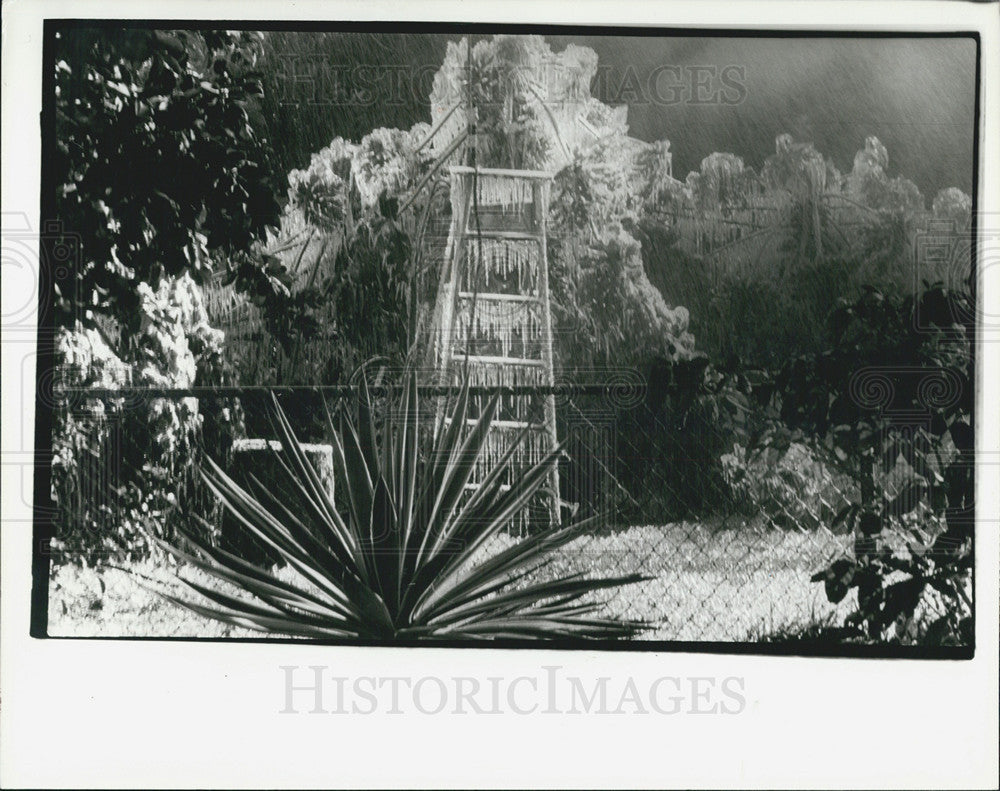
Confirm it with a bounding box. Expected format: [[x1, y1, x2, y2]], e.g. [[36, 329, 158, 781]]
[[48, 518, 857, 641], [487, 520, 857, 641]]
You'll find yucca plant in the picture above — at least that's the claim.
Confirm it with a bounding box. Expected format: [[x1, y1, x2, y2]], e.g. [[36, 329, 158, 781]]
[[155, 374, 648, 640]]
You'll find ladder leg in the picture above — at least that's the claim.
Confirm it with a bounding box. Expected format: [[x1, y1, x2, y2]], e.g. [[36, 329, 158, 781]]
[[534, 180, 561, 528]]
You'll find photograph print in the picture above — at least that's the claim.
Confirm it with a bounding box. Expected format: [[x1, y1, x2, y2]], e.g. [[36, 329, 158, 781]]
[[34, 23, 980, 653]]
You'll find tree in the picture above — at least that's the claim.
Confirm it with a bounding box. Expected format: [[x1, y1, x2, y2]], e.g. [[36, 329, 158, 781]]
[[53, 28, 283, 339]]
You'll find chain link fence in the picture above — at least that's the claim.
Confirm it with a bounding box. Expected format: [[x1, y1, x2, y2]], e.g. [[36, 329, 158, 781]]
[[44, 378, 961, 643]]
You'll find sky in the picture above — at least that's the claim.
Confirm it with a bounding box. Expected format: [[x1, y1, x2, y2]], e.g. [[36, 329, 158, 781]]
[[258, 30, 978, 200], [256, 31, 976, 203], [542, 34, 977, 197], [352, 32, 977, 198]]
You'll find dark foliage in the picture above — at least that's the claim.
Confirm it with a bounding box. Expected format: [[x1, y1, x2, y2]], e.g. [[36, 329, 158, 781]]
[[53, 28, 283, 335], [769, 283, 974, 644]]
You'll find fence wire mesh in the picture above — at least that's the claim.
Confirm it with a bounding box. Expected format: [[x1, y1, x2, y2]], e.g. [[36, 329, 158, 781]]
[[45, 381, 960, 643]]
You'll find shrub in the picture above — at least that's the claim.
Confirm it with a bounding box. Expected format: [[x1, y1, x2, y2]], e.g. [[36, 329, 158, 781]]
[[51, 327, 131, 560], [772, 283, 974, 644], [53, 28, 282, 334], [211, 119, 424, 388], [601, 355, 740, 523], [549, 228, 695, 373], [52, 273, 241, 564], [50, 27, 277, 561], [721, 440, 853, 531]]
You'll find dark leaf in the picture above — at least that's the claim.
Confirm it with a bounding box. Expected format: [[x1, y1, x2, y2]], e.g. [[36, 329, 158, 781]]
[[830, 504, 858, 533], [949, 421, 973, 453], [885, 480, 927, 518], [859, 511, 882, 536], [814, 558, 857, 604]]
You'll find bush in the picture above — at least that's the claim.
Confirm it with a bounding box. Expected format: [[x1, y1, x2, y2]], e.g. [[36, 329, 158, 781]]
[[593, 356, 740, 523], [721, 440, 853, 531], [52, 274, 243, 564], [772, 283, 974, 644], [49, 27, 277, 562], [549, 228, 696, 374], [53, 28, 282, 333]]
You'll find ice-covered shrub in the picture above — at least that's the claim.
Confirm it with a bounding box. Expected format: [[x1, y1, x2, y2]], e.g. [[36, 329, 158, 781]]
[[51, 273, 238, 563], [287, 142, 352, 232], [932, 187, 972, 228], [549, 226, 696, 372], [428, 35, 560, 170], [51, 327, 131, 559], [352, 127, 422, 208]]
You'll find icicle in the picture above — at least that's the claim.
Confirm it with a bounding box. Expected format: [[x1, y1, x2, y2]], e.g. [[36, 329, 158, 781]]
[[475, 175, 533, 214], [457, 297, 540, 359], [464, 239, 539, 293]]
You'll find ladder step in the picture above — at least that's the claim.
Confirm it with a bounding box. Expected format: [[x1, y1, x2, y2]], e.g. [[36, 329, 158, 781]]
[[450, 354, 543, 366], [444, 417, 546, 430], [458, 292, 539, 302], [450, 165, 555, 180], [463, 229, 542, 241]]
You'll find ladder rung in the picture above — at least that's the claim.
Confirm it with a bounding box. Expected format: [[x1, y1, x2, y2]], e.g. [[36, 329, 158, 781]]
[[450, 166, 555, 180], [458, 292, 539, 302], [463, 229, 542, 241], [491, 421, 548, 431], [444, 417, 546, 430], [450, 354, 543, 366]]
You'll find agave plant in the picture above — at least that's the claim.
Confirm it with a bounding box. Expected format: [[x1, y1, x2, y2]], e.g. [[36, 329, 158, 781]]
[[156, 375, 648, 640]]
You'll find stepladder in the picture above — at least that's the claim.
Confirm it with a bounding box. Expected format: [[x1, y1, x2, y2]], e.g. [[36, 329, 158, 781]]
[[431, 166, 561, 534]]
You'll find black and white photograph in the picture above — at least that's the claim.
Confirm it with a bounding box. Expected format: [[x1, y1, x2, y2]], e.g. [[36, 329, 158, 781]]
[[2, 1, 998, 788], [33, 23, 983, 649]]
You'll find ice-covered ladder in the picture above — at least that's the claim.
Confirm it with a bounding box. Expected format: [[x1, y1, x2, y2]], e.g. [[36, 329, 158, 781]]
[[433, 166, 561, 531]]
